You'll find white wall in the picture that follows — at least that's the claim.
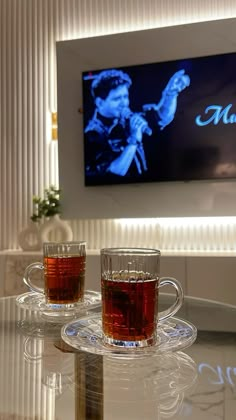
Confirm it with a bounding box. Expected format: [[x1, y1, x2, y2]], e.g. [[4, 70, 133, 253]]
[[2, 0, 236, 250], [57, 19, 236, 220]]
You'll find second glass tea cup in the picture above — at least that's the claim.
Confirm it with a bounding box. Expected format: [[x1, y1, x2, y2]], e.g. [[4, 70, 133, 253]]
[[23, 241, 86, 310]]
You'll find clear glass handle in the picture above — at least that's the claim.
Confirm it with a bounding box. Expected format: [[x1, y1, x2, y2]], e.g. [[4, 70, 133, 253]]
[[158, 277, 184, 322], [23, 262, 44, 294]]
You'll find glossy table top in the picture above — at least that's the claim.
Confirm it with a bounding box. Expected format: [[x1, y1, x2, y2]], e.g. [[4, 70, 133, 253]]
[[0, 294, 236, 419]]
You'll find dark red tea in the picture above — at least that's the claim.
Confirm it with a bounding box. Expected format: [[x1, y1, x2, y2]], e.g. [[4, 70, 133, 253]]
[[101, 277, 158, 342], [44, 255, 86, 304]]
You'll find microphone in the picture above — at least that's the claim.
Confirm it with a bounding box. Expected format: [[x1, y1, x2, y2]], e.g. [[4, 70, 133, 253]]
[[121, 108, 152, 136]]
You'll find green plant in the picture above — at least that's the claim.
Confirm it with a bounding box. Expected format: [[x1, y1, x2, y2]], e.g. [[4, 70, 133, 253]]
[[31, 185, 62, 222]]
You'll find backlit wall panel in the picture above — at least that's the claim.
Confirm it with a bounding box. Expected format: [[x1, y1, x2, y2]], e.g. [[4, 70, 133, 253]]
[[1, 0, 236, 250]]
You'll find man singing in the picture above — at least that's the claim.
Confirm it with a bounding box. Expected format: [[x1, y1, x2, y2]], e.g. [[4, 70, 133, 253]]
[[84, 68, 190, 183]]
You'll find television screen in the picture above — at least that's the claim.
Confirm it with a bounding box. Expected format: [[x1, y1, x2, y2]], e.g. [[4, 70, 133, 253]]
[[82, 52, 236, 186]]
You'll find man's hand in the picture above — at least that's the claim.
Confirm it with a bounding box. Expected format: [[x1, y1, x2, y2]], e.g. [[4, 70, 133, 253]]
[[129, 113, 149, 142], [164, 69, 190, 95], [142, 69, 190, 130]]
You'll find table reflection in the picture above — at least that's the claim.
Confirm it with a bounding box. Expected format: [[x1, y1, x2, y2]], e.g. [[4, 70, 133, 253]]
[[0, 295, 236, 419], [73, 349, 197, 420], [104, 352, 196, 420], [14, 305, 197, 420]]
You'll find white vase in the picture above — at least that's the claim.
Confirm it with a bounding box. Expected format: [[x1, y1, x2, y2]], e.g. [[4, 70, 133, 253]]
[[40, 214, 73, 243], [18, 221, 43, 251]]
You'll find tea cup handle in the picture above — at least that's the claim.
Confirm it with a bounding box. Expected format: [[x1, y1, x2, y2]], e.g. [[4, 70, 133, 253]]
[[158, 277, 184, 322], [23, 262, 44, 294]]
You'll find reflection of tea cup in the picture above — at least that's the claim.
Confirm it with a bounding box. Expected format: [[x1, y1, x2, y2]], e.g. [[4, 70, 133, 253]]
[[41, 341, 74, 394], [104, 351, 197, 420], [21, 330, 74, 394], [23, 335, 44, 363], [23, 241, 86, 310], [18, 316, 64, 363], [101, 248, 184, 348]]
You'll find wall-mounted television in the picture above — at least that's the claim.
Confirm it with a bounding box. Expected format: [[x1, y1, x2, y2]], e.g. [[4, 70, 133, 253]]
[[82, 53, 236, 187], [57, 18, 236, 219]]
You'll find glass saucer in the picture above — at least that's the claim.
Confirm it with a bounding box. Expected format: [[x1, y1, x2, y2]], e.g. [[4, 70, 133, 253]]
[[61, 313, 197, 358], [16, 290, 101, 319]]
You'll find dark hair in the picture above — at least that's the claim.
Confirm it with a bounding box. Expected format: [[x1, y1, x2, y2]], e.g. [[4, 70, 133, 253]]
[[91, 69, 132, 99]]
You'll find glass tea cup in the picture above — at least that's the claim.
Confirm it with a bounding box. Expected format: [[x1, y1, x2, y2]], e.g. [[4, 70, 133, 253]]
[[23, 241, 86, 310], [101, 247, 184, 348]]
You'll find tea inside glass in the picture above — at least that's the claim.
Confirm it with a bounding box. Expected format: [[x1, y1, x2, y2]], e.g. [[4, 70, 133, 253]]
[[23, 241, 86, 309], [44, 253, 85, 304], [101, 248, 183, 348]]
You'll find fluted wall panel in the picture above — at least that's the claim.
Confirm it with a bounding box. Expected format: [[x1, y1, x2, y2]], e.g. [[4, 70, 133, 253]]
[[2, 0, 236, 251], [68, 217, 236, 252], [0, 298, 54, 418]]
